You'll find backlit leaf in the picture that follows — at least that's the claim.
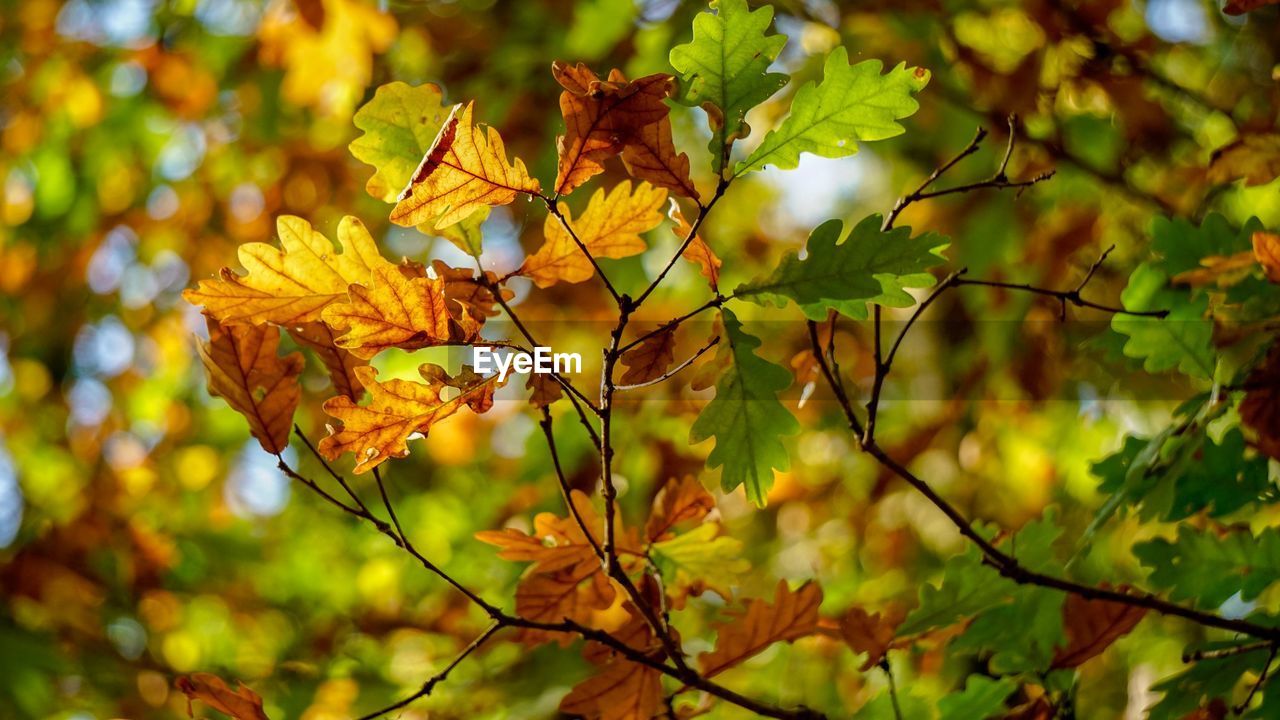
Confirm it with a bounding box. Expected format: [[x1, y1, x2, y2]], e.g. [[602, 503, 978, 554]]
[[619, 327, 677, 386], [736, 49, 929, 175], [689, 308, 799, 506], [320, 264, 452, 359], [699, 580, 822, 677], [197, 317, 303, 455], [349, 81, 453, 203], [390, 102, 541, 229], [621, 115, 700, 200], [1051, 589, 1147, 668]]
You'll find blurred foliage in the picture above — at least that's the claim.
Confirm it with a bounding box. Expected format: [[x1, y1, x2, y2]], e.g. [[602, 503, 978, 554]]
[[1, 0, 1279, 718]]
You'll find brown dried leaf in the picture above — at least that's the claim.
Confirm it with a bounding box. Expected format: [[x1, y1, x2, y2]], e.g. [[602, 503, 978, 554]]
[[175, 673, 270, 720], [526, 372, 564, 408], [1171, 251, 1257, 289], [1209, 134, 1280, 185], [553, 63, 673, 195], [1242, 341, 1280, 462], [559, 655, 663, 720], [1254, 231, 1280, 283], [619, 328, 677, 386], [287, 322, 365, 400], [621, 115, 700, 201], [699, 580, 822, 677], [198, 317, 303, 455], [839, 606, 905, 671], [670, 200, 721, 291], [390, 102, 541, 229], [1051, 591, 1147, 668], [645, 475, 714, 541]]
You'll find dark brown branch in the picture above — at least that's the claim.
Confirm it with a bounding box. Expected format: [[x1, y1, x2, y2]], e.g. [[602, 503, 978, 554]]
[[1184, 641, 1273, 663], [633, 177, 730, 309], [1238, 644, 1277, 714], [539, 192, 622, 305], [620, 295, 726, 353]]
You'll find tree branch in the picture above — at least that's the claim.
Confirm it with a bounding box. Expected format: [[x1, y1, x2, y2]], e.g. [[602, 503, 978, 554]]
[[539, 192, 622, 305], [615, 335, 719, 391]]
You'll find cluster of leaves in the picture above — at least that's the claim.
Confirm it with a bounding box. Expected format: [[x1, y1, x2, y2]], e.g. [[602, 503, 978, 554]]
[[5, 0, 1280, 718]]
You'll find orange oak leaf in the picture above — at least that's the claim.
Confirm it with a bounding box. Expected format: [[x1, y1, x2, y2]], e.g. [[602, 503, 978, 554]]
[[1208, 134, 1280, 186], [1171, 251, 1258, 289], [319, 264, 451, 359], [1241, 341, 1280, 462], [1254, 231, 1280, 283], [1051, 590, 1147, 668], [553, 62, 674, 195], [559, 652, 663, 720], [621, 115, 700, 201], [1224, 0, 1279, 14], [520, 181, 667, 287], [698, 580, 822, 677], [515, 568, 618, 646], [670, 200, 721, 291], [287, 322, 365, 400], [184, 216, 391, 326], [619, 327, 677, 386], [175, 673, 270, 720], [197, 317, 303, 455], [318, 364, 499, 473], [476, 490, 609, 575], [839, 606, 905, 671], [526, 372, 564, 408], [645, 475, 714, 541], [390, 102, 541, 229]]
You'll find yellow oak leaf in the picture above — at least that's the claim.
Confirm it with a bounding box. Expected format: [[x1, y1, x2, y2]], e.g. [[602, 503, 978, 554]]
[[197, 317, 303, 455], [621, 115, 700, 201], [553, 63, 674, 195], [287, 322, 366, 400], [619, 327, 677, 386], [320, 264, 451, 359], [318, 364, 499, 473], [176, 673, 270, 720], [184, 215, 391, 326], [670, 200, 721, 291], [390, 102, 541, 230], [698, 580, 822, 677], [520, 181, 667, 287]]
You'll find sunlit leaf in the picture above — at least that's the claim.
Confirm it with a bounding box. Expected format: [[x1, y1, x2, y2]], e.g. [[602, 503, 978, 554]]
[[197, 317, 303, 455]]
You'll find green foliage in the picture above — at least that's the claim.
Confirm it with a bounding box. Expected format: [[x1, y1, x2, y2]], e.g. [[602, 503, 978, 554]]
[[1148, 646, 1270, 720], [669, 0, 789, 172], [1135, 525, 1280, 608], [938, 676, 1019, 720], [899, 547, 1015, 636], [689, 308, 799, 506], [735, 214, 949, 320], [1112, 263, 1215, 378], [736, 49, 930, 175]]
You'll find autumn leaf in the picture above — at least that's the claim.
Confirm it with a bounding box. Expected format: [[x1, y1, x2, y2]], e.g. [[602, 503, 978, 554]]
[[1241, 341, 1280, 462], [1171, 251, 1258, 289], [527, 373, 564, 408], [175, 673, 270, 720], [349, 81, 453, 203], [1051, 590, 1147, 668], [197, 317, 303, 455], [619, 327, 677, 386], [839, 606, 905, 671], [476, 490, 605, 575], [651, 523, 748, 607], [1208, 134, 1280, 186], [559, 653, 663, 720], [520, 181, 667, 287], [320, 264, 451, 359], [699, 580, 822, 677], [318, 364, 499, 473], [184, 215, 391, 326], [286, 322, 365, 400], [553, 62, 674, 195], [671, 200, 721, 291], [621, 115, 700, 200], [1254, 231, 1280, 283], [390, 102, 541, 230], [645, 475, 715, 541]]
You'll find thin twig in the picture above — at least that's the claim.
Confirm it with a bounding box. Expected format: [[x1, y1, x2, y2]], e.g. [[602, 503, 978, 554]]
[[355, 622, 503, 720], [634, 178, 730, 309], [620, 296, 726, 353], [880, 658, 904, 720], [539, 193, 622, 305], [1184, 641, 1273, 663], [1237, 644, 1278, 713]]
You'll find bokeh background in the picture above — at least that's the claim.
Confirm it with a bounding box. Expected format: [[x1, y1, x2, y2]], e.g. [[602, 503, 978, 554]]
[[1, 0, 1277, 718]]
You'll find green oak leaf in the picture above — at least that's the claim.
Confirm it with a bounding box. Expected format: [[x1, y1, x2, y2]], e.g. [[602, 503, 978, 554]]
[[437, 206, 489, 259], [938, 676, 1018, 720], [1147, 647, 1269, 720], [1111, 263, 1214, 379], [690, 308, 799, 506], [1151, 213, 1262, 277], [735, 47, 929, 176], [349, 81, 452, 203], [899, 548, 1016, 636], [1167, 428, 1270, 520], [1134, 525, 1280, 608], [735, 214, 949, 321], [651, 523, 750, 593], [669, 0, 789, 173], [854, 688, 932, 719]]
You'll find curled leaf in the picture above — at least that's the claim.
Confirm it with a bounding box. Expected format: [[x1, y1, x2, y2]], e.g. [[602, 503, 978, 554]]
[[197, 317, 303, 455], [175, 673, 270, 720]]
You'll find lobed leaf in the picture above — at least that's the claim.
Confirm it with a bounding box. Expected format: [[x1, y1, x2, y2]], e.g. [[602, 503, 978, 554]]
[[197, 317, 303, 455]]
